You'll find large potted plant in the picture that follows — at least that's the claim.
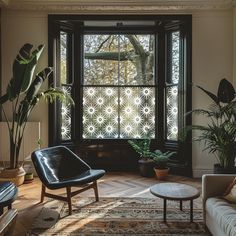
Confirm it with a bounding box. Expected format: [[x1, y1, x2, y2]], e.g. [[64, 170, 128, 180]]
[[0, 44, 73, 185], [185, 78, 236, 174], [128, 139, 155, 177], [152, 150, 175, 180]]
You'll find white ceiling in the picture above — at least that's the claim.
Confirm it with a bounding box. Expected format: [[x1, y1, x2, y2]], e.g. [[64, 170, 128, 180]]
[[0, 0, 236, 11]]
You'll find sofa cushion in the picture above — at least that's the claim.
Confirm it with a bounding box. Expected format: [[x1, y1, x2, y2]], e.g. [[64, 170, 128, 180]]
[[223, 177, 236, 203], [206, 197, 236, 236]]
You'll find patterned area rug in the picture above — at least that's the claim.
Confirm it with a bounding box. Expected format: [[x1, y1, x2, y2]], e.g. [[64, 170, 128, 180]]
[[28, 197, 209, 236]]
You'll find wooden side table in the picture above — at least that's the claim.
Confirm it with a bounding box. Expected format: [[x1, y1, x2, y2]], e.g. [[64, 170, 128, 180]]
[[0, 182, 18, 216], [150, 182, 200, 222]]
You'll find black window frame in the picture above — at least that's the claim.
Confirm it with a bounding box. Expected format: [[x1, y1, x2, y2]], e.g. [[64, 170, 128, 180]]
[[48, 14, 192, 176]]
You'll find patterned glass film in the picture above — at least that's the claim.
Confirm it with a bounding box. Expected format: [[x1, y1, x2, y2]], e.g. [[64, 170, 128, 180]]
[[83, 34, 155, 139], [60, 31, 72, 140], [61, 86, 72, 140], [171, 31, 180, 84], [166, 31, 180, 141], [83, 87, 118, 138], [166, 86, 178, 140], [120, 87, 155, 138]]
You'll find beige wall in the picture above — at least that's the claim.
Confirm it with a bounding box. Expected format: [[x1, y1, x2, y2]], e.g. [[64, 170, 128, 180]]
[[1, 9, 234, 176], [0, 122, 40, 163], [1, 10, 48, 153], [192, 11, 233, 176]]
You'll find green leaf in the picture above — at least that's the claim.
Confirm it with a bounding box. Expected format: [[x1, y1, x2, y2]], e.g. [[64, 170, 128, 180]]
[[196, 85, 219, 104], [39, 87, 74, 105], [21, 45, 44, 92], [26, 68, 52, 101], [217, 78, 235, 103], [17, 67, 52, 125], [7, 44, 44, 101], [0, 94, 8, 105], [128, 139, 151, 158]]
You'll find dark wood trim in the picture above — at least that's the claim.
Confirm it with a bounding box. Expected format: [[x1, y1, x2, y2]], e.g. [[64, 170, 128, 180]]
[[48, 20, 61, 146], [48, 14, 192, 22], [75, 22, 84, 142], [157, 23, 165, 150], [184, 17, 193, 176]]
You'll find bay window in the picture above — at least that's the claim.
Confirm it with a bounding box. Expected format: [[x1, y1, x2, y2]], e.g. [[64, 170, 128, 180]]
[[49, 15, 192, 175]]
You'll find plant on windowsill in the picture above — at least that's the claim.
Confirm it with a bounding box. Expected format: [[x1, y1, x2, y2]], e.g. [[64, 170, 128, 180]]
[[128, 139, 155, 177], [184, 78, 236, 174], [0, 44, 74, 186], [152, 150, 176, 180]]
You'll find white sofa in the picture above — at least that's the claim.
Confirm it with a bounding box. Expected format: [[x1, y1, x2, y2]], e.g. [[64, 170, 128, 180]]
[[202, 174, 236, 236]]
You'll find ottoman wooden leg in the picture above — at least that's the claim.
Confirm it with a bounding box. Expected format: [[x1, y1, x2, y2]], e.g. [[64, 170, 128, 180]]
[[163, 199, 167, 222], [190, 200, 193, 222]]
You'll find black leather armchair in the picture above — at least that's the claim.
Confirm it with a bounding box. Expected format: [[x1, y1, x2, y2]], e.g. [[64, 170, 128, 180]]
[[31, 146, 105, 215]]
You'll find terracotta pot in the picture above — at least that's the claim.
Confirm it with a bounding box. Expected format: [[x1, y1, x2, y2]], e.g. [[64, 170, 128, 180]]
[[0, 166, 26, 186], [154, 167, 169, 180]]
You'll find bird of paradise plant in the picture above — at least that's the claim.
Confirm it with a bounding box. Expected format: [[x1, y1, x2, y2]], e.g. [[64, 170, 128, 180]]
[[0, 44, 73, 170]]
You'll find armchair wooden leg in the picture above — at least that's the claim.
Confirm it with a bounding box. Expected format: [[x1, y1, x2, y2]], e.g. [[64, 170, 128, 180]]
[[41, 184, 46, 203], [93, 181, 99, 202], [66, 187, 72, 215]]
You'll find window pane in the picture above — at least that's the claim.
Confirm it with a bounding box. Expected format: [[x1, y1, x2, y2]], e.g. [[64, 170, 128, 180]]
[[83, 34, 156, 139], [166, 86, 178, 140], [60, 31, 68, 84], [82, 86, 155, 139], [83, 87, 118, 138], [171, 31, 180, 84], [61, 86, 72, 140], [83, 34, 155, 86], [119, 35, 155, 85], [84, 35, 119, 85], [120, 87, 155, 138]]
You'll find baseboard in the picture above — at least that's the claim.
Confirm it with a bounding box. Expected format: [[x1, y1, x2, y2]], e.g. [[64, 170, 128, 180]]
[[192, 168, 213, 178]]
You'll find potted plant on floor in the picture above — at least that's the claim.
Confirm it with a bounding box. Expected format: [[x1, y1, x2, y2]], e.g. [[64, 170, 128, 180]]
[[152, 150, 175, 180], [185, 78, 236, 174], [128, 139, 155, 177], [0, 44, 73, 185]]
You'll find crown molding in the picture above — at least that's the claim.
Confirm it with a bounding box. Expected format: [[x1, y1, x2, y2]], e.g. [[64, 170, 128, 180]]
[[2, 0, 236, 12], [0, 0, 10, 6]]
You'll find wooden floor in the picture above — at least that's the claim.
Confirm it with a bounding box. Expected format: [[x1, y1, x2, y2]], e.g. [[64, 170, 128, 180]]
[[10, 172, 201, 236]]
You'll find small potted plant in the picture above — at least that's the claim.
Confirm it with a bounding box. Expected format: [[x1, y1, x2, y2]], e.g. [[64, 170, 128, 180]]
[[152, 150, 176, 180], [128, 139, 155, 177]]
